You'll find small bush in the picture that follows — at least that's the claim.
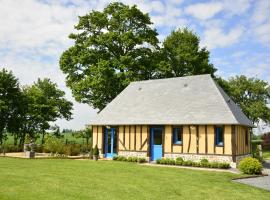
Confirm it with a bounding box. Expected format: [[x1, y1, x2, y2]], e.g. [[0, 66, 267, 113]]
[[113, 156, 118, 160], [176, 157, 184, 165], [132, 157, 138, 162], [2, 145, 23, 153], [93, 145, 99, 157], [127, 157, 133, 162], [116, 156, 127, 161], [200, 158, 209, 167], [156, 159, 161, 164], [252, 145, 263, 163], [63, 144, 81, 156], [138, 158, 146, 163], [183, 160, 193, 166], [238, 157, 262, 175], [218, 163, 230, 169]]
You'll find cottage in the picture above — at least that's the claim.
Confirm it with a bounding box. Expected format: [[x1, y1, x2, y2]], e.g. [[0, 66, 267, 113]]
[[90, 74, 253, 167]]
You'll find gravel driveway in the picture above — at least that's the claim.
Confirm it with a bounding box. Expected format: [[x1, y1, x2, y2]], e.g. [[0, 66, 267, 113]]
[[233, 161, 270, 191]]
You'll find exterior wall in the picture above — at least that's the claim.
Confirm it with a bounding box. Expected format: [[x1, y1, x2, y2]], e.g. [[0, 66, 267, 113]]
[[235, 125, 251, 155], [91, 124, 251, 166], [164, 125, 233, 156]]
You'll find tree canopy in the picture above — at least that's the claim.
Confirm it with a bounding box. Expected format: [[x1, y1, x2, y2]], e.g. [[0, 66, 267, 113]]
[[0, 69, 73, 145], [24, 78, 73, 144], [156, 28, 216, 78], [0, 69, 22, 144], [220, 75, 270, 125], [60, 2, 159, 110]]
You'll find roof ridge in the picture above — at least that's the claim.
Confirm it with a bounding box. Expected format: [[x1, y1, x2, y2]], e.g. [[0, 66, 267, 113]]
[[131, 74, 211, 84]]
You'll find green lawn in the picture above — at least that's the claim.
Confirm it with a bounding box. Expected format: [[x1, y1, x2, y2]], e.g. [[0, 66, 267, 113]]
[[0, 158, 269, 200], [263, 150, 270, 160]]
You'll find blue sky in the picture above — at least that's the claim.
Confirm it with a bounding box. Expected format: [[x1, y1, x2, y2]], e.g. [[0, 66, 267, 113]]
[[0, 0, 269, 131]]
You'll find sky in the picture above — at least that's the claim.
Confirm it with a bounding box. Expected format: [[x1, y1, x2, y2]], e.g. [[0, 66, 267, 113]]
[[0, 0, 269, 132]]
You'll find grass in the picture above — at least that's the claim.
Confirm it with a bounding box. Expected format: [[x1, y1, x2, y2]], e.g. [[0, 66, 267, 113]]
[[0, 158, 269, 200], [263, 150, 270, 160]]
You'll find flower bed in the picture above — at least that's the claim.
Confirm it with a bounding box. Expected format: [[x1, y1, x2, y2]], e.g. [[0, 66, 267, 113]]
[[113, 156, 146, 163], [156, 157, 231, 169]]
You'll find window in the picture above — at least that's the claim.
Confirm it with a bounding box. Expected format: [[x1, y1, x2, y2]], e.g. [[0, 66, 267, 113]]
[[245, 129, 249, 146], [173, 127, 182, 145], [215, 126, 224, 146]]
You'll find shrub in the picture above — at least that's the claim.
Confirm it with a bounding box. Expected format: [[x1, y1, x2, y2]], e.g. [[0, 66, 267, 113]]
[[63, 144, 81, 156], [116, 156, 127, 161], [93, 145, 99, 157], [127, 157, 133, 162], [113, 155, 118, 160], [132, 157, 138, 162], [238, 157, 262, 175], [176, 157, 184, 165], [200, 158, 209, 167], [218, 163, 230, 169], [156, 159, 161, 164], [138, 158, 146, 163], [210, 162, 219, 168], [252, 145, 263, 163], [3, 145, 23, 153], [192, 162, 201, 167], [183, 160, 193, 166], [44, 135, 64, 154]]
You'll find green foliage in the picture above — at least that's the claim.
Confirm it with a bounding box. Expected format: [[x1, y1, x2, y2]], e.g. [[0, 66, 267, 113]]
[[113, 156, 146, 163], [0, 69, 22, 145], [138, 158, 146, 163], [158, 158, 230, 169], [252, 145, 263, 163], [43, 135, 64, 154], [156, 28, 216, 78], [238, 157, 262, 175], [63, 144, 81, 156], [200, 158, 209, 167], [93, 144, 99, 156], [1, 144, 22, 153], [176, 157, 184, 165], [24, 78, 73, 144], [60, 2, 159, 110], [218, 75, 270, 125]]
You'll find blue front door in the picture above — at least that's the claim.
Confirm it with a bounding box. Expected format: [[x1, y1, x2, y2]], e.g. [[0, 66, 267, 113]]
[[150, 127, 163, 161], [104, 128, 117, 158]]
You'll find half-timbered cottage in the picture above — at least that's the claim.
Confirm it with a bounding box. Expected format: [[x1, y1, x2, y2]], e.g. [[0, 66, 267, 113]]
[[90, 74, 253, 167]]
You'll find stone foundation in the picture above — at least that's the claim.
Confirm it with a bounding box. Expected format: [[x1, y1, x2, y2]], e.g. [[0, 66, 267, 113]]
[[118, 151, 147, 158], [164, 153, 237, 167], [236, 154, 251, 164]]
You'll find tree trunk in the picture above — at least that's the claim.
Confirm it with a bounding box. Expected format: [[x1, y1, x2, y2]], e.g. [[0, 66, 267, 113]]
[[41, 130, 45, 145]]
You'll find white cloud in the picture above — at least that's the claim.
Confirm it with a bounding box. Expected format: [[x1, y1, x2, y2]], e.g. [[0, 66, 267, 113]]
[[185, 2, 223, 20], [202, 27, 244, 49], [251, 0, 270, 46]]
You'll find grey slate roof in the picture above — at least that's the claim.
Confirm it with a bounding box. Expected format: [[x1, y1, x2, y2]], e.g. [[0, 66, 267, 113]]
[[90, 74, 253, 126]]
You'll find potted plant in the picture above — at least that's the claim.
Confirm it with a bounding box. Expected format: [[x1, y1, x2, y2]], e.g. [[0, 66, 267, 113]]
[[93, 145, 99, 161], [25, 144, 35, 159]]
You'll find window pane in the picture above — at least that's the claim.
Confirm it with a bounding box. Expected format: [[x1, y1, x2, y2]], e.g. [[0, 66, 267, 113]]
[[173, 128, 182, 144], [215, 127, 223, 146], [154, 129, 162, 145]]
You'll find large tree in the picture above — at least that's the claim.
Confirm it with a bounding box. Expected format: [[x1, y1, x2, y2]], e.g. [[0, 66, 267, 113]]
[[156, 28, 216, 78], [0, 69, 22, 145], [219, 75, 270, 125], [60, 2, 159, 110], [23, 78, 73, 144]]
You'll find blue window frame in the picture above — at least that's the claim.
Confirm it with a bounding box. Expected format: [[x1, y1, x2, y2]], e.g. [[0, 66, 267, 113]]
[[215, 126, 224, 146], [173, 127, 182, 145]]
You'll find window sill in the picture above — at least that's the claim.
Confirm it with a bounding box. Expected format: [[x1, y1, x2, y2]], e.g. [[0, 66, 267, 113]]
[[215, 145, 224, 147]]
